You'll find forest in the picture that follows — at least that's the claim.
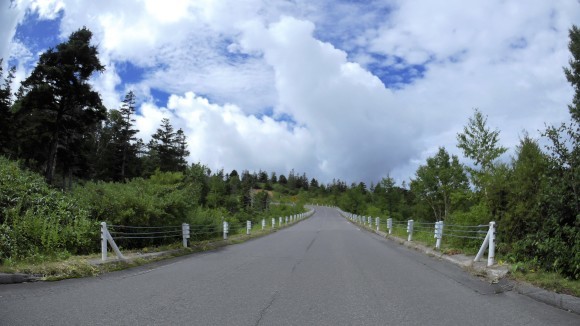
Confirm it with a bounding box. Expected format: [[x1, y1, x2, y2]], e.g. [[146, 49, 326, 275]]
[[0, 27, 578, 281]]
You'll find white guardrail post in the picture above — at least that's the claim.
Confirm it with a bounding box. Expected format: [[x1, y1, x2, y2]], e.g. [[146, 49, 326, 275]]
[[182, 223, 190, 248], [223, 221, 229, 240], [474, 221, 496, 266], [272, 218, 276, 229], [100, 222, 126, 261], [488, 221, 496, 266], [246, 221, 251, 235], [101, 222, 107, 261], [434, 221, 443, 250], [407, 220, 414, 241], [376, 217, 379, 231], [262, 219, 266, 230], [279, 216, 282, 226], [387, 218, 392, 234]]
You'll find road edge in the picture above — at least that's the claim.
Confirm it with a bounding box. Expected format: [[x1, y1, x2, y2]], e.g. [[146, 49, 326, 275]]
[[345, 216, 580, 316]]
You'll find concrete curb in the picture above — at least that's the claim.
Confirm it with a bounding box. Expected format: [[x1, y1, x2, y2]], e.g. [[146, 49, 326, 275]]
[[513, 282, 580, 314], [349, 219, 580, 315], [0, 273, 39, 284], [1, 210, 317, 285]]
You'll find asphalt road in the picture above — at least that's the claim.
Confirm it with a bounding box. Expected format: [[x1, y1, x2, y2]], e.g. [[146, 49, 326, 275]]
[[1, 206, 578, 325]]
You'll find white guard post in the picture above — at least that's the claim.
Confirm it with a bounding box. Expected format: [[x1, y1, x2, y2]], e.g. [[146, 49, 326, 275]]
[[272, 218, 276, 229], [376, 217, 380, 231], [246, 221, 251, 235], [434, 221, 443, 249], [100, 222, 127, 261], [474, 221, 496, 266], [182, 223, 190, 248], [223, 221, 229, 240], [407, 220, 414, 241], [285, 216, 288, 224], [368, 216, 371, 226], [279, 216, 282, 226], [262, 219, 266, 230], [387, 218, 392, 234]]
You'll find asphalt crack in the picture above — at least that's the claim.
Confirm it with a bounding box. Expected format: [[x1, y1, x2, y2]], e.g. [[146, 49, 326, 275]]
[[254, 290, 280, 326]]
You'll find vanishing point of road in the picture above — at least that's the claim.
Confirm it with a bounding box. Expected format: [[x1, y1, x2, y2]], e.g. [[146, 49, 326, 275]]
[[1, 207, 578, 325]]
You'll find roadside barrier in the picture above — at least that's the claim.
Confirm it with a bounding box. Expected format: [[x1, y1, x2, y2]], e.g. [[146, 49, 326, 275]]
[[100, 208, 316, 261], [337, 209, 496, 266]]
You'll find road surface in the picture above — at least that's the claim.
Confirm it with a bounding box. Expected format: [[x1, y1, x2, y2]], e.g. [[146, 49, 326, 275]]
[[1, 206, 578, 325]]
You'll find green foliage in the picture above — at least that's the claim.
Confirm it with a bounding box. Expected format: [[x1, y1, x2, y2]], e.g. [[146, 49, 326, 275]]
[[499, 136, 546, 244], [146, 118, 189, 174], [0, 60, 15, 155], [564, 25, 580, 122], [524, 25, 580, 279], [74, 170, 192, 227], [12, 27, 106, 185], [410, 147, 469, 221], [457, 108, 507, 172], [0, 157, 97, 262]]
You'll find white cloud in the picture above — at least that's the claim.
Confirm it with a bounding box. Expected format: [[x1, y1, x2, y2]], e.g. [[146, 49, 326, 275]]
[[239, 17, 421, 182], [135, 92, 315, 175], [0, 0, 29, 64], [5, 0, 580, 185], [29, 0, 63, 19], [364, 0, 579, 181]]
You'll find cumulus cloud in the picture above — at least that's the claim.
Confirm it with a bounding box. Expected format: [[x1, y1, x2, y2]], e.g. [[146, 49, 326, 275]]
[[0, 0, 29, 63], [240, 17, 420, 182], [363, 0, 579, 176], [135, 92, 315, 175], [5, 0, 580, 184]]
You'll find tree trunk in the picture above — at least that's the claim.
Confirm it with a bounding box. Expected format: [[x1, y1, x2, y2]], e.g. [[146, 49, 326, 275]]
[[45, 112, 62, 185], [121, 143, 127, 180], [45, 138, 58, 185]]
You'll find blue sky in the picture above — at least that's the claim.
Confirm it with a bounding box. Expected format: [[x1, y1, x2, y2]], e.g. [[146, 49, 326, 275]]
[[1, 0, 579, 184]]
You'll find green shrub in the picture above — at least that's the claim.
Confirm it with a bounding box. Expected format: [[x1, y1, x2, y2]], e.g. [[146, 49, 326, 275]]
[[0, 157, 97, 262], [74, 170, 192, 227]]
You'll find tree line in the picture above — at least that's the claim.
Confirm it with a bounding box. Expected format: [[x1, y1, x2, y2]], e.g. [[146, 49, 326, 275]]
[[327, 26, 580, 280], [0, 28, 189, 188], [0, 26, 578, 281]]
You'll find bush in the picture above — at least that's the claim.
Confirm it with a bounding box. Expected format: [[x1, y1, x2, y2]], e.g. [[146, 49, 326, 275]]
[[74, 170, 192, 227], [0, 157, 97, 262]]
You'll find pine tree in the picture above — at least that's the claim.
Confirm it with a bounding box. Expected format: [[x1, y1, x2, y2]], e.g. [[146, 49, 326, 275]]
[[13, 28, 106, 184], [119, 91, 139, 179], [0, 60, 15, 155], [148, 118, 189, 172], [175, 128, 189, 171]]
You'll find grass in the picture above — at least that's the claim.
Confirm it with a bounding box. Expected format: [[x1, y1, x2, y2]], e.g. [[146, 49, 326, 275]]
[[0, 212, 312, 281], [509, 265, 580, 297]]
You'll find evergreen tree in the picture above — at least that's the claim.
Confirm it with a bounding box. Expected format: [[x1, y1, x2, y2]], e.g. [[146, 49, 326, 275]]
[[119, 91, 139, 179], [13, 28, 106, 184], [270, 172, 277, 184], [536, 25, 580, 278], [0, 60, 15, 155], [278, 174, 287, 185], [175, 128, 189, 171], [148, 118, 189, 172]]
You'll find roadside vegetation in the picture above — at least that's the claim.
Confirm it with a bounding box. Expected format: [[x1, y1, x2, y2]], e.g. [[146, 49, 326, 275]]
[[0, 25, 578, 294], [326, 26, 580, 284]]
